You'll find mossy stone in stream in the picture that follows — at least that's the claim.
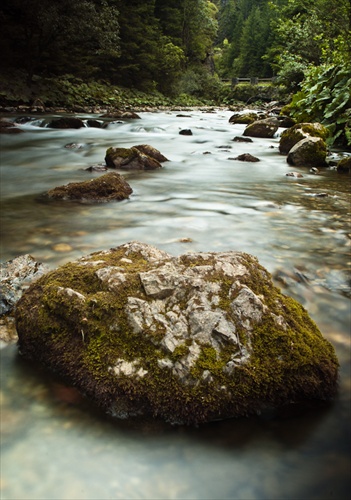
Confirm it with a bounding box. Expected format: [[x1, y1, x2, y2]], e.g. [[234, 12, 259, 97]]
[[105, 146, 162, 170], [15, 241, 339, 425], [287, 137, 328, 168], [46, 172, 132, 203], [279, 123, 329, 155], [336, 156, 351, 173]]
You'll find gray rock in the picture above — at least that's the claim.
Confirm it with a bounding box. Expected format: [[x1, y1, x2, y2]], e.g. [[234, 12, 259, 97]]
[[0, 255, 48, 316], [15, 241, 339, 425], [287, 137, 327, 168], [243, 118, 279, 138]]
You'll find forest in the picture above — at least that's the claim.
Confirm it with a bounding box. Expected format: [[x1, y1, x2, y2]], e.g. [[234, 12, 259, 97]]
[[0, 0, 350, 146]]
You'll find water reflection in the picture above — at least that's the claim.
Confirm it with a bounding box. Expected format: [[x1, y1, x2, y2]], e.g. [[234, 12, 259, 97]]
[[0, 110, 350, 499]]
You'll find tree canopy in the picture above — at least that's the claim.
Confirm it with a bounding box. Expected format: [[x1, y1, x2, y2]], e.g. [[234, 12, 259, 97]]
[[1, 0, 350, 145]]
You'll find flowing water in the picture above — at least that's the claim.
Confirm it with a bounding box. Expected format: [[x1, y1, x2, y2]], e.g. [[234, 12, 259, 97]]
[[0, 109, 350, 499]]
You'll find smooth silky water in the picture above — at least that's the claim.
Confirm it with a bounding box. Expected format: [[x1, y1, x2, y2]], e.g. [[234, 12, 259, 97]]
[[1, 110, 350, 499]]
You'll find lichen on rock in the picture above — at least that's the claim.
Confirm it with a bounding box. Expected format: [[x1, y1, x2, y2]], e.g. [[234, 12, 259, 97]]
[[15, 241, 339, 425]]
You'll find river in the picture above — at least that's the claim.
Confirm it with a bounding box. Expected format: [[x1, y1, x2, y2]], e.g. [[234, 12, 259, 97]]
[[0, 109, 350, 499]]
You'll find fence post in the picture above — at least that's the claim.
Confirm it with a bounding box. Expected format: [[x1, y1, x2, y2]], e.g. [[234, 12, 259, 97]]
[[231, 77, 239, 87], [250, 77, 259, 85]]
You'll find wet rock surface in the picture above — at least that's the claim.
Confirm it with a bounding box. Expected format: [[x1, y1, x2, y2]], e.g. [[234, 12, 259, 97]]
[[0, 254, 48, 317], [230, 153, 260, 162], [0, 119, 24, 134], [15, 241, 339, 425], [243, 118, 279, 138], [47, 117, 85, 129], [101, 110, 141, 119], [105, 147, 164, 170], [46, 172, 133, 202], [287, 137, 327, 168], [336, 156, 351, 173], [279, 123, 329, 155]]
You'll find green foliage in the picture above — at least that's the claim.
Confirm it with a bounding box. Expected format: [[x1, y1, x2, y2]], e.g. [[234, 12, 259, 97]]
[[177, 66, 224, 102], [285, 64, 351, 148], [273, 54, 308, 92], [0, 0, 120, 81], [232, 4, 272, 77], [268, 0, 351, 84]]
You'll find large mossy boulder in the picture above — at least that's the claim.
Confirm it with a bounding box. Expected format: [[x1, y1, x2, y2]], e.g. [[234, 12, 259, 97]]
[[279, 123, 329, 155], [287, 137, 328, 168], [15, 242, 339, 425], [46, 172, 132, 202], [105, 147, 163, 170]]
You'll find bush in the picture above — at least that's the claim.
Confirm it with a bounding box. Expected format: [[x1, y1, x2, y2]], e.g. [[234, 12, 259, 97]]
[[285, 63, 351, 148]]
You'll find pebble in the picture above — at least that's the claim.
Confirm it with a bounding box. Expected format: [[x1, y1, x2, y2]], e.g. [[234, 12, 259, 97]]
[[51, 243, 73, 252]]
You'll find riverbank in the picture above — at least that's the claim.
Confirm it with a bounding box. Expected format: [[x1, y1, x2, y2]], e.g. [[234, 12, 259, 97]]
[[0, 71, 287, 113]]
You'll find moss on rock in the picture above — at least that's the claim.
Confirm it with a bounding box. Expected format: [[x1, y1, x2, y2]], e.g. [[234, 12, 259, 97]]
[[105, 147, 162, 170], [287, 137, 327, 168], [15, 241, 339, 425], [46, 172, 133, 202], [279, 122, 329, 155], [336, 156, 351, 173]]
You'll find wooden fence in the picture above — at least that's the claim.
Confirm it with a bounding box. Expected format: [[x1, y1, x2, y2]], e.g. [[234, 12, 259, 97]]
[[221, 77, 277, 86]]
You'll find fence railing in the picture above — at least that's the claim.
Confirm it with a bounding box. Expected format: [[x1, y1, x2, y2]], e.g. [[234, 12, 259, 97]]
[[221, 77, 277, 86]]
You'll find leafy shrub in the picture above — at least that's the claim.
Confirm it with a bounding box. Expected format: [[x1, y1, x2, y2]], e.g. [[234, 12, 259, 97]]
[[284, 63, 351, 148]]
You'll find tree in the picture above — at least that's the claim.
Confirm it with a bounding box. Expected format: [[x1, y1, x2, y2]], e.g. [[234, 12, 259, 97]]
[[232, 4, 272, 76], [0, 0, 120, 82]]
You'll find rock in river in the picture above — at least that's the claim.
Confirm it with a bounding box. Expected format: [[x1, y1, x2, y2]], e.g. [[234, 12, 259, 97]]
[[15, 241, 339, 425], [105, 147, 163, 170], [243, 117, 279, 138], [46, 172, 132, 202], [279, 122, 329, 155], [287, 137, 327, 168], [1, 254, 48, 316]]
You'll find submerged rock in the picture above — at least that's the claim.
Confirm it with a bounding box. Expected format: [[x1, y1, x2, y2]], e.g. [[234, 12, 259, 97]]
[[15, 241, 339, 425], [46, 172, 133, 202]]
